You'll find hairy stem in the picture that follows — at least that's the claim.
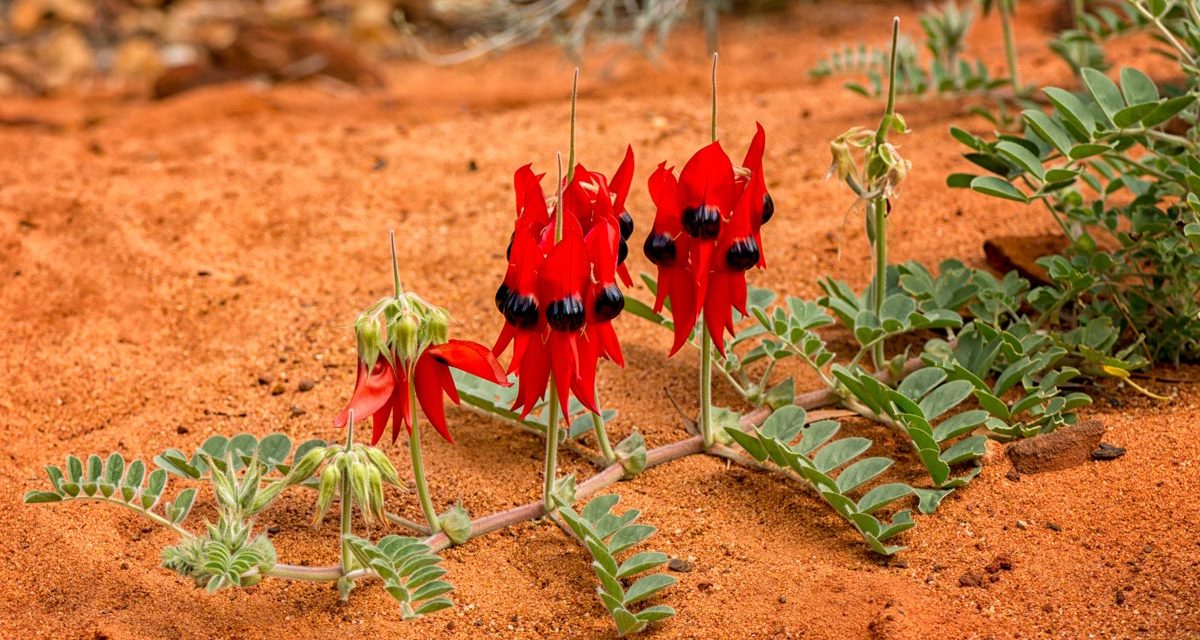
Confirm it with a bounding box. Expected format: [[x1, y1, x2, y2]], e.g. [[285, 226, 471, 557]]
[[542, 386, 562, 513], [339, 418, 354, 576], [408, 377, 442, 533], [590, 410, 617, 465], [700, 326, 715, 448]]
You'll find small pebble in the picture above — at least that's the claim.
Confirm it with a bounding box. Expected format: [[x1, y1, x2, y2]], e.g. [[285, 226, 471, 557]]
[[298, 380, 315, 392], [257, 374, 274, 386], [697, 582, 713, 592], [958, 572, 983, 588], [1092, 443, 1126, 461], [1016, 520, 1029, 530], [1115, 590, 1126, 605], [668, 558, 693, 573], [267, 526, 280, 535], [1046, 522, 1061, 532], [271, 383, 285, 396], [176, 425, 189, 435], [1005, 468, 1021, 482], [290, 405, 307, 418]]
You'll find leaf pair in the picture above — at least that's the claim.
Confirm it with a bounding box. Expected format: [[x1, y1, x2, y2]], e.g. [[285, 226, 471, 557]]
[[343, 535, 454, 620], [555, 495, 676, 637]]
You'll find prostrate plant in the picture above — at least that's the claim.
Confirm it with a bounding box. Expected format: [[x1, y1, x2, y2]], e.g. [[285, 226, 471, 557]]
[[949, 14, 1200, 362]]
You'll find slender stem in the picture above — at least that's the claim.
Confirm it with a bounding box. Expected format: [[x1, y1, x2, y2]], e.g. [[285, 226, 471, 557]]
[[590, 410, 617, 465], [389, 230, 403, 299], [455, 402, 607, 467], [998, 2, 1021, 95], [384, 511, 432, 535], [869, 198, 888, 370], [710, 53, 718, 142], [699, 326, 714, 448], [339, 415, 354, 575], [567, 68, 578, 184], [542, 386, 562, 513], [408, 376, 441, 533]]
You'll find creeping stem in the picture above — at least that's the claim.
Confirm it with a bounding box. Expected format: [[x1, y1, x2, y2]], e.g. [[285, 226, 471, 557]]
[[409, 376, 442, 533]]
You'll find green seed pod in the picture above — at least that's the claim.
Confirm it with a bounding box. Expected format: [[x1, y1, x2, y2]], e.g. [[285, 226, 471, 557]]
[[424, 306, 450, 346], [314, 464, 341, 525], [286, 446, 326, 485], [363, 447, 401, 486]]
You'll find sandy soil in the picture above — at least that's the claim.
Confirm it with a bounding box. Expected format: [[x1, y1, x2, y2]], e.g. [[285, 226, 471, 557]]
[[1, 2, 1198, 638]]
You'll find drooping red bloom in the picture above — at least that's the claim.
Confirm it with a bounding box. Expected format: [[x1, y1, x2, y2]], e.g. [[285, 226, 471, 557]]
[[643, 124, 773, 356], [334, 323, 509, 446], [494, 149, 634, 417]]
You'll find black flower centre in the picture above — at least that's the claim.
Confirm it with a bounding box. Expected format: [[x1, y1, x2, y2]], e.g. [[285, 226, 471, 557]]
[[593, 284, 625, 322], [643, 232, 677, 266], [546, 295, 586, 332], [502, 293, 540, 329], [761, 193, 775, 224], [618, 210, 635, 240], [495, 282, 513, 312], [725, 237, 760, 271], [682, 205, 721, 239]]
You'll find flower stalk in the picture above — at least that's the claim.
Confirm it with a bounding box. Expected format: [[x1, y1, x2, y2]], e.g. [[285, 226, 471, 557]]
[[408, 375, 442, 532], [340, 412, 355, 577], [868, 18, 901, 370], [699, 52, 718, 449]]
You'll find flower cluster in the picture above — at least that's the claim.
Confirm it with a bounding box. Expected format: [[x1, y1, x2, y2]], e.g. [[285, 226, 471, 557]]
[[334, 292, 508, 445], [493, 147, 635, 415], [643, 124, 773, 355]]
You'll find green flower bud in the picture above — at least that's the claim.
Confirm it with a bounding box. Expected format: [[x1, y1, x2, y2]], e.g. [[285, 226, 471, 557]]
[[354, 312, 389, 367], [314, 464, 340, 525], [439, 502, 472, 546], [363, 447, 401, 486], [366, 464, 385, 522], [349, 461, 371, 521], [391, 311, 421, 363], [425, 306, 450, 346], [286, 446, 326, 485]]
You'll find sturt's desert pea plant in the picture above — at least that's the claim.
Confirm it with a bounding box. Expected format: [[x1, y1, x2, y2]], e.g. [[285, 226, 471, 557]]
[[22, 6, 1190, 635]]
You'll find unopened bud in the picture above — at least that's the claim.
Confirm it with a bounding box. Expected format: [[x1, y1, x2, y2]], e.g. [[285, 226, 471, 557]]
[[425, 306, 450, 346], [286, 447, 326, 485], [314, 464, 340, 525], [349, 461, 371, 521], [366, 464, 384, 522], [363, 447, 400, 486], [391, 312, 421, 362], [355, 313, 389, 367]]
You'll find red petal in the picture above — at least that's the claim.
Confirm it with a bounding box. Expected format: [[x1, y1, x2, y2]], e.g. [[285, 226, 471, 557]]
[[667, 267, 699, 356], [648, 162, 681, 236], [585, 217, 620, 286], [513, 335, 551, 418], [548, 332, 577, 411], [427, 339, 509, 385], [390, 367, 413, 444], [414, 352, 453, 444], [678, 142, 736, 217], [537, 232, 589, 303], [334, 359, 396, 429], [610, 145, 635, 214], [515, 164, 550, 228]]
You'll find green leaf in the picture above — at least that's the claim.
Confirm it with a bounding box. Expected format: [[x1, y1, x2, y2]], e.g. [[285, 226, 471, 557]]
[[726, 429, 767, 461], [1022, 109, 1072, 155], [1067, 143, 1110, 160], [613, 608, 644, 637], [609, 525, 656, 555], [24, 491, 63, 504], [624, 574, 676, 606], [1112, 102, 1158, 128], [836, 457, 893, 493], [996, 140, 1045, 180], [857, 483, 912, 514], [583, 495, 620, 522], [1081, 68, 1125, 123], [918, 380, 974, 420], [104, 453, 125, 486], [86, 455, 103, 483], [617, 552, 669, 579], [970, 176, 1028, 203], [1118, 67, 1157, 104], [257, 434, 292, 466], [412, 598, 454, 616], [635, 605, 676, 623], [1044, 87, 1096, 136], [66, 455, 83, 483], [812, 437, 872, 473], [169, 488, 197, 524], [1141, 94, 1195, 127]]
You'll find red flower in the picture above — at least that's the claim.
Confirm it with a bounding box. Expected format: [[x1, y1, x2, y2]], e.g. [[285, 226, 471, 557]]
[[643, 124, 772, 356], [494, 150, 634, 417], [334, 319, 508, 446]]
